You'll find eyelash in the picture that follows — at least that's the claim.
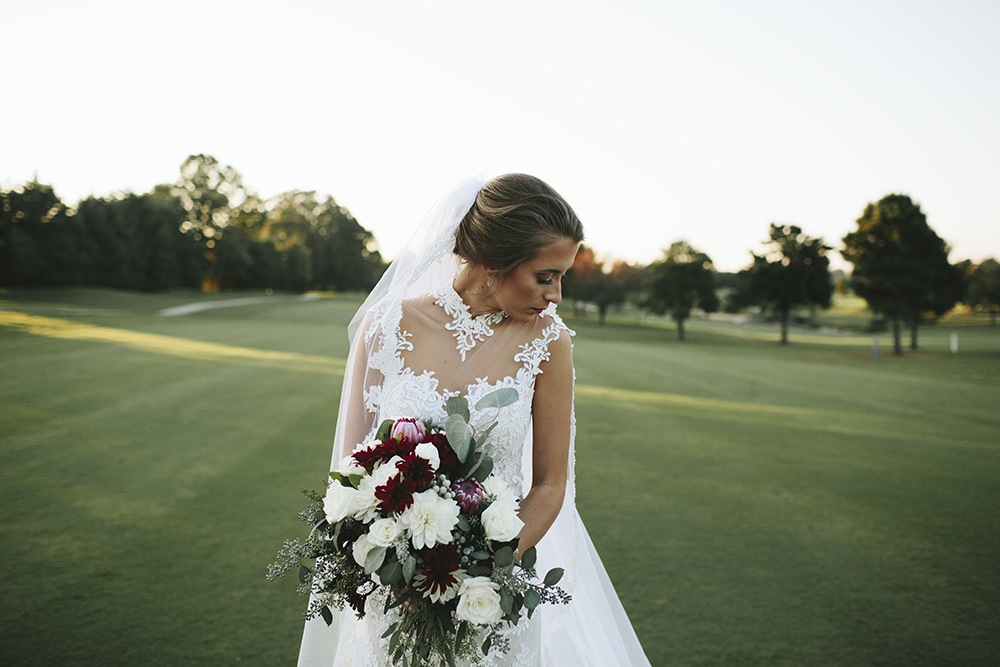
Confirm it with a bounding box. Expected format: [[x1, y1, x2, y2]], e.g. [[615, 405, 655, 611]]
[[538, 278, 554, 285]]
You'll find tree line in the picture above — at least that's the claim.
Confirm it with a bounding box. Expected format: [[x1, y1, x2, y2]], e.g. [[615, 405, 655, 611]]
[[0, 155, 386, 294], [564, 193, 1000, 356]]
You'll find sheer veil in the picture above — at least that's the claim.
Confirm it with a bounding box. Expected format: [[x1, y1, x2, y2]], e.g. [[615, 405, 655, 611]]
[[298, 176, 651, 667]]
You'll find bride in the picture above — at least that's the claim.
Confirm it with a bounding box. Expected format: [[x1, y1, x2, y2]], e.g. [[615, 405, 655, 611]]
[[297, 174, 651, 667]]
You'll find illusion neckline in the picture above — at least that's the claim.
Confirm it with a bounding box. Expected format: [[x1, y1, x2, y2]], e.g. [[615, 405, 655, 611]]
[[433, 285, 508, 361]]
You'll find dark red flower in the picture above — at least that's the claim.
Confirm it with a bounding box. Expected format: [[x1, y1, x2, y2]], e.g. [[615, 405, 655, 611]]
[[429, 433, 460, 470], [352, 438, 414, 471], [375, 473, 416, 515], [396, 453, 435, 488], [416, 544, 463, 601]]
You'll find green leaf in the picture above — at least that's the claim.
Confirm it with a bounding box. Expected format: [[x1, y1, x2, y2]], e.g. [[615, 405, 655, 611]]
[[493, 546, 514, 568], [471, 455, 493, 482], [365, 546, 387, 574], [445, 414, 473, 463], [446, 395, 470, 422], [524, 588, 541, 610], [455, 621, 468, 650], [402, 555, 417, 583], [457, 514, 471, 532], [381, 622, 399, 639], [389, 627, 401, 654], [475, 387, 519, 411], [321, 605, 333, 626], [347, 474, 363, 489], [471, 550, 489, 561], [543, 567, 564, 586], [379, 558, 402, 585], [482, 635, 492, 656], [376, 419, 394, 441], [464, 451, 485, 479], [468, 565, 491, 577], [298, 564, 311, 584], [500, 588, 513, 615], [520, 546, 537, 571]]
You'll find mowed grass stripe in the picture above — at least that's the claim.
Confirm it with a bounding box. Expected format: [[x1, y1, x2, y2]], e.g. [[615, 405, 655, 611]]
[[0, 310, 347, 374]]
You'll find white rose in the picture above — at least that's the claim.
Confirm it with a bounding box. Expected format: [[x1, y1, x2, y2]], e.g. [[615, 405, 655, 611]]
[[323, 481, 359, 523], [455, 576, 503, 625], [399, 489, 460, 550], [368, 517, 403, 547], [480, 501, 524, 542], [482, 476, 518, 504], [352, 533, 374, 568], [335, 455, 365, 477], [413, 442, 440, 472]]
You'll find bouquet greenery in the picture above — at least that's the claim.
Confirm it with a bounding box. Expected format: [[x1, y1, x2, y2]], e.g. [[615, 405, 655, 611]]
[[269, 388, 569, 667]]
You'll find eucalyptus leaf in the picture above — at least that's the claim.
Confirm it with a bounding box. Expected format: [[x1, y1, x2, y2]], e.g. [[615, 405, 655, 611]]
[[524, 588, 541, 610], [455, 621, 468, 650], [468, 565, 491, 577], [543, 567, 564, 586], [482, 635, 492, 656], [445, 414, 473, 463], [513, 592, 523, 614], [402, 555, 417, 583], [493, 546, 514, 568], [520, 546, 537, 571], [500, 588, 513, 615], [365, 546, 387, 574], [471, 550, 489, 560], [321, 606, 333, 626], [347, 474, 363, 489], [376, 418, 395, 441], [475, 387, 519, 411], [446, 395, 470, 422], [379, 558, 402, 585], [381, 622, 399, 639], [298, 564, 311, 584], [464, 452, 485, 479], [457, 515, 471, 532], [471, 455, 493, 482]]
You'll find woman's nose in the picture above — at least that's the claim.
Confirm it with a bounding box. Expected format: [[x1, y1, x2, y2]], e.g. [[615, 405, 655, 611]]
[[546, 282, 562, 304]]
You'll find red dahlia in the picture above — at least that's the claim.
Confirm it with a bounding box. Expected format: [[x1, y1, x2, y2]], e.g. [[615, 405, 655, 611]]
[[429, 433, 460, 470], [416, 544, 463, 600], [397, 453, 435, 488], [375, 474, 416, 515]]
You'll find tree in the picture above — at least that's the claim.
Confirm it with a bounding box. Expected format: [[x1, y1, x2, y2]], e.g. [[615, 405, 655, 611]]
[[730, 224, 833, 345], [966, 258, 1000, 325], [562, 246, 642, 324], [641, 241, 718, 340], [0, 181, 84, 287], [842, 195, 963, 354]]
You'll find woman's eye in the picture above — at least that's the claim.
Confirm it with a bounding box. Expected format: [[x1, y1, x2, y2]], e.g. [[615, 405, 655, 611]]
[[538, 277, 554, 285]]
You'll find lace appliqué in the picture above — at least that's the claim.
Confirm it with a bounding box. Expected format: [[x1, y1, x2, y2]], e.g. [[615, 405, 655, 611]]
[[433, 285, 508, 361]]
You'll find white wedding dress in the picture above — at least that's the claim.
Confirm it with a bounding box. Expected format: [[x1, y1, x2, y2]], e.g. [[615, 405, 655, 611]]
[[297, 283, 651, 667]]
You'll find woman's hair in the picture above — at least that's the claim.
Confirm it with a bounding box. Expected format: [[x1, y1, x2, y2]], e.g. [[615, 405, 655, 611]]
[[454, 174, 584, 280]]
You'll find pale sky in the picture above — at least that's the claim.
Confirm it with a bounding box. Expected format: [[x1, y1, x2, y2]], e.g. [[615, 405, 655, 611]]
[[3, 0, 998, 272]]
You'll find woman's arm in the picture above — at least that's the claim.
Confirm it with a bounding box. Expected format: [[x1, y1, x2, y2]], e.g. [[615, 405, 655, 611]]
[[514, 329, 573, 554]]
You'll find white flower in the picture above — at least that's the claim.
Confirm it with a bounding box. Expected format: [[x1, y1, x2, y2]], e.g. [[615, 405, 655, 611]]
[[482, 476, 518, 504], [481, 501, 524, 542], [335, 455, 365, 478], [413, 442, 440, 472], [352, 533, 374, 568], [455, 576, 503, 625], [323, 482, 359, 523], [399, 489, 460, 550], [353, 456, 402, 522], [368, 517, 403, 547]]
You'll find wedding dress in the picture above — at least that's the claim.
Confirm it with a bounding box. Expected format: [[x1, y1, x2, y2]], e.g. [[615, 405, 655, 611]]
[[296, 177, 651, 667]]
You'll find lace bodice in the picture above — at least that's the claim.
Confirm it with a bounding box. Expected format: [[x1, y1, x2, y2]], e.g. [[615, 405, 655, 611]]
[[362, 286, 569, 495]]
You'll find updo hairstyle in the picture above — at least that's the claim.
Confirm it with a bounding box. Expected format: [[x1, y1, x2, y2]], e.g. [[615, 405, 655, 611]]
[[454, 174, 584, 283]]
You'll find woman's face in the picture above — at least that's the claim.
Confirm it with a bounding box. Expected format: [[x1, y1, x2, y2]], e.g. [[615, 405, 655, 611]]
[[493, 237, 581, 323]]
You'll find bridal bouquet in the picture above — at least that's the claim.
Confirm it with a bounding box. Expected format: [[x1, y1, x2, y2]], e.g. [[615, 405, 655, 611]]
[[269, 388, 570, 667]]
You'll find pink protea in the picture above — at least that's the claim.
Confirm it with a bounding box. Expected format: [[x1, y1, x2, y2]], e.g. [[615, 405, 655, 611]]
[[391, 418, 428, 447], [452, 478, 484, 514]]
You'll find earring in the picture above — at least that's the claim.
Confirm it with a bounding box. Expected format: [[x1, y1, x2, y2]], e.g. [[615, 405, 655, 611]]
[[486, 275, 493, 288]]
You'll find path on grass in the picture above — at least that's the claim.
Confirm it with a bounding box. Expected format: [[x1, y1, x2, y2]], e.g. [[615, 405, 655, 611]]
[[158, 293, 320, 316]]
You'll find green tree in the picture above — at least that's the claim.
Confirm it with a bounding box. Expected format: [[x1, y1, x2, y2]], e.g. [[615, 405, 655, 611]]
[[966, 258, 1000, 325], [562, 246, 642, 324], [0, 181, 83, 286], [842, 195, 963, 354], [731, 224, 833, 345], [641, 241, 719, 341]]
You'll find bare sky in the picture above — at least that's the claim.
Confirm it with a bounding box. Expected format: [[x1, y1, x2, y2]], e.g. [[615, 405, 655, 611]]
[[4, 0, 998, 272]]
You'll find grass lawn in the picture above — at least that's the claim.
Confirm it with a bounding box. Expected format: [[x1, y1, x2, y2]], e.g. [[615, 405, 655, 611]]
[[1, 288, 998, 666]]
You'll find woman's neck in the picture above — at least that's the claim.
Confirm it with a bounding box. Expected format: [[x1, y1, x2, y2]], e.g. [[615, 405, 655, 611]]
[[452, 266, 499, 317]]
